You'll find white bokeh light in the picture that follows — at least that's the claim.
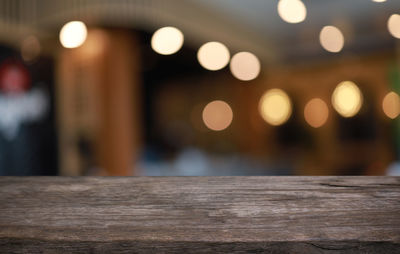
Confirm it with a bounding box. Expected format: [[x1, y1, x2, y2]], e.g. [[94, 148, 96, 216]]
[[388, 14, 400, 39], [197, 42, 230, 71], [230, 52, 261, 81], [21, 36, 41, 62], [277, 0, 307, 24], [59, 21, 88, 48], [151, 27, 184, 55], [319, 26, 345, 53]]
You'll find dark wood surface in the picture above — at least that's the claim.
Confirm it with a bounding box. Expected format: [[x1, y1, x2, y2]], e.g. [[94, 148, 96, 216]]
[[0, 176, 399, 253]]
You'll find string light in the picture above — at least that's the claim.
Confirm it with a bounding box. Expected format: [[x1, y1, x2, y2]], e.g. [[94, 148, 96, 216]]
[[332, 81, 363, 118], [230, 52, 261, 81], [382, 92, 400, 119], [259, 89, 292, 126], [388, 14, 400, 39], [202, 100, 233, 131], [151, 27, 184, 55], [319, 26, 345, 53], [59, 21, 88, 48], [197, 42, 230, 71], [277, 0, 307, 24]]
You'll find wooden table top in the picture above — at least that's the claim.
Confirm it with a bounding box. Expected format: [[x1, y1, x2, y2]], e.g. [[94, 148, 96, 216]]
[[0, 176, 399, 253]]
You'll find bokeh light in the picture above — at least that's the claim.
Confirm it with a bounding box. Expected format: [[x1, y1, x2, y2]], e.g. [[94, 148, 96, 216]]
[[59, 21, 88, 48], [197, 42, 230, 71], [21, 36, 41, 62], [259, 89, 292, 126], [372, 0, 386, 2], [230, 52, 261, 81], [382, 92, 400, 119], [0, 61, 31, 93], [319, 26, 345, 53], [304, 98, 329, 128], [332, 81, 363, 118], [277, 0, 307, 24], [151, 26, 184, 55], [202, 100, 233, 131], [81, 30, 107, 58], [388, 14, 400, 39]]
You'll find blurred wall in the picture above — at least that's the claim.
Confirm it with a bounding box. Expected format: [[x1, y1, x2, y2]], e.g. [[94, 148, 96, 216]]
[[154, 52, 397, 175]]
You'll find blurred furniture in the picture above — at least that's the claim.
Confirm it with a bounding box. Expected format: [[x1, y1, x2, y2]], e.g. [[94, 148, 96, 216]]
[[1, 176, 399, 253]]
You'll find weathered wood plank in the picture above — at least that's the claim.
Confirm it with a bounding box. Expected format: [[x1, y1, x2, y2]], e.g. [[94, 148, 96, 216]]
[[0, 176, 399, 253]]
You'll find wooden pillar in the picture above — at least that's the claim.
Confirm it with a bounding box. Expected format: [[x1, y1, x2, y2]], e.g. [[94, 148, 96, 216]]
[[57, 29, 141, 176]]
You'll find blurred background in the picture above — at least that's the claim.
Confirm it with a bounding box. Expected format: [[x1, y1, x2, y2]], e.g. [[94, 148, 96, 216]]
[[0, 0, 400, 176]]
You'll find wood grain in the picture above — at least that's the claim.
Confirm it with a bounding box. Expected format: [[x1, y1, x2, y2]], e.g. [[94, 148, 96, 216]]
[[0, 176, 399, 253]]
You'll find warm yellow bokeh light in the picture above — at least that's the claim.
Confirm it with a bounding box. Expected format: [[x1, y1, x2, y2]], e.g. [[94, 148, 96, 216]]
[[259, 89, 292, 126], [230, 52, 261, 81], [382, 92, 400, 119], [304, 98, 329, 128], [319, 26, 345, 53], [202, 100, 233, 131], [197, 42, 230, 71], [332, 81, 363, 118], [372, 0, 386, 2], [59, 21, 88, 48], [388, 14, 400, 39], [277, 0, 307, 24], [21, 36, 41, 62], [151, 27, 184, 55], [81, 30, 107, 58]]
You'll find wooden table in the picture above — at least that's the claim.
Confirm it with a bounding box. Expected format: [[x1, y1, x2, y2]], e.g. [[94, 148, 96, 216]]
[[0, 177, 399, 253]]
